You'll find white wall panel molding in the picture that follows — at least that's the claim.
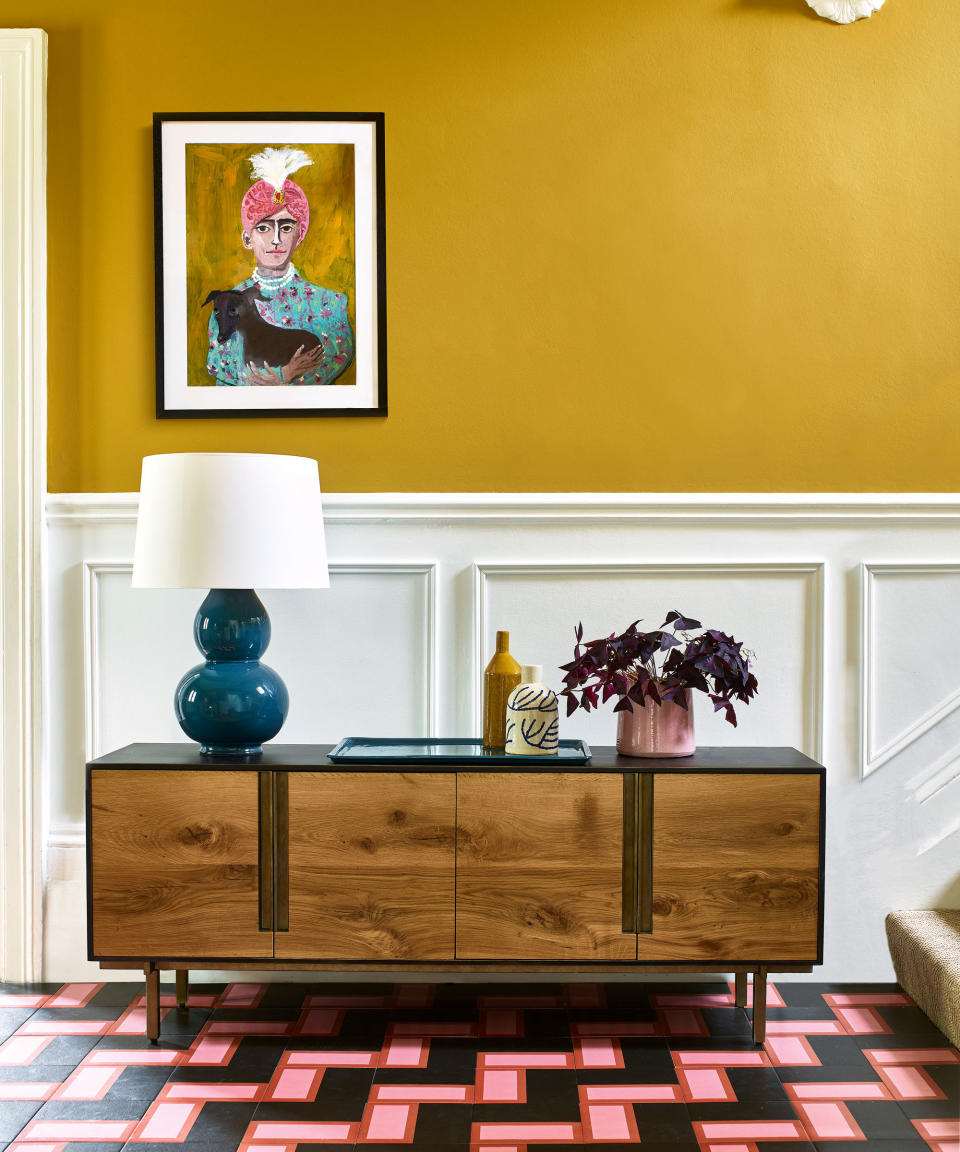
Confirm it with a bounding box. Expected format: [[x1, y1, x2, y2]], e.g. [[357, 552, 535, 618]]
[[474, 562, 824, 760], [82, 560, 437, 765], [859, 563, 960, 779], [1, 30, 46, 982], [42, 493, 960, 980], [47, 490, 960, 527]]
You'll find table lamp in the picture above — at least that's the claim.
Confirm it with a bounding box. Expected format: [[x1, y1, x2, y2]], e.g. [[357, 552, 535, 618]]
[[132, 453, 329, 757]]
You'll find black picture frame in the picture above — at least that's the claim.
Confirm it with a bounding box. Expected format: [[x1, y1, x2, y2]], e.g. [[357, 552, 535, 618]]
[[153, 112, 386, 418]]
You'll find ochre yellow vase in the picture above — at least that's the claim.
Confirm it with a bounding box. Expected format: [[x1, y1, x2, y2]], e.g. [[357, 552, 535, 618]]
[[482, 630, 521, 747]]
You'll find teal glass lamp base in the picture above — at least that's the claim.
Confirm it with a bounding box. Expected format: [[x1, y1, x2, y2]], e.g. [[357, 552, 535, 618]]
[[175, 589, 289, 758]]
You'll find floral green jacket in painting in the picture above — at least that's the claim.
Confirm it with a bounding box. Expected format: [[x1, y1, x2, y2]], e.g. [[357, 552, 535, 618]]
[[205, 271, 355, 386]]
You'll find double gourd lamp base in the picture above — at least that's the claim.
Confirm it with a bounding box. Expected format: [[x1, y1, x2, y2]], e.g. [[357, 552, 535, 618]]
[[132, 454, 329, 758]]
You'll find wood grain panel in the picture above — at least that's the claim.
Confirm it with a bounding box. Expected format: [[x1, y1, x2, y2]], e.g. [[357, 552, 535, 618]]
[[90, 769, 268, 957], [456, 772, 636, 960], [276, 772, 455, 960], [637, 773, 821, 962]]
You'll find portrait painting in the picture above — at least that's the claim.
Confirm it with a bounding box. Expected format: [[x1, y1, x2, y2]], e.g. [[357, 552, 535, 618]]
[[154, 113, 386, 417]]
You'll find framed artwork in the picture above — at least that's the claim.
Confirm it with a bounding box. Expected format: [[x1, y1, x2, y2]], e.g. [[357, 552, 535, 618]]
[[153, 112, 386, 418]]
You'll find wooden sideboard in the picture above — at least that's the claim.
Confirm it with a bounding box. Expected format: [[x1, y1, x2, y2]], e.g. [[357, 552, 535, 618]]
[[86, 743, 825, 1042]]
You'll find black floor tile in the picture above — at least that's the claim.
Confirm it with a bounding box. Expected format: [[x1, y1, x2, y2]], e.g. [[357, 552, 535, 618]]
[[727, 1066, 792, 1100], [88, 982, 145, 1008], [687, 1097, 804, 1122], [700, 1006, 756, 1038], [812, 1142, 928, 1152], [406, 1101, 474, 1144], [630, 1100, 695, 1142], [0, 1007, 38, 1040], [846, 1099, 931, 1140], [475, 1068, 580, 1121], [20, 1035, 104, 1065], [180, 1101, 259, 1143], [804, 1034, 878, 1067], [776, 1064, 895, 1084], [0, 1099, 43, 1141], [29, 1098, 151, 1123]]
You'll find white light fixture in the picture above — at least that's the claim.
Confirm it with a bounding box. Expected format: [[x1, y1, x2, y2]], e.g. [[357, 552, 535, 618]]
[[805, 0, 884, 23], [133, 452, 329, 757]]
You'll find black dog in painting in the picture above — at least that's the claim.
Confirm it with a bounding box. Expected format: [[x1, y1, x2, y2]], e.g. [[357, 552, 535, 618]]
[[203, 286, 321, 368]]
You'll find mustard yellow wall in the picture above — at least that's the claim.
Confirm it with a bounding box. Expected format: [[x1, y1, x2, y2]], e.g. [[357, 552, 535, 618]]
[[26, 0, 960, 492]]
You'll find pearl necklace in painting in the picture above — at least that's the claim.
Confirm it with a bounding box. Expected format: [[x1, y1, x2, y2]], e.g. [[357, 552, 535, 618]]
[[253, 264, 297, 292]]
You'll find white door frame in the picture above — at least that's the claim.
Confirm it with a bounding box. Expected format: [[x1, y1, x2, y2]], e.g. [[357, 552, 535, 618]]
[[0, 29, 47, 982]]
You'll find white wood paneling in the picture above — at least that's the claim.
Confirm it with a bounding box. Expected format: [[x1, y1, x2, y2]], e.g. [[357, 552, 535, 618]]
[[859, 564, 960, 778], [475, 563, 823, 759], [41, 492, 960, 982], [83, 562, 436, 760], [0, 30, 46, 982]]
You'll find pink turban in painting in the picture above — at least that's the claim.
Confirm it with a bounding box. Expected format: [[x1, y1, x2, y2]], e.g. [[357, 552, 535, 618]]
[[240, 147, 312, 242]]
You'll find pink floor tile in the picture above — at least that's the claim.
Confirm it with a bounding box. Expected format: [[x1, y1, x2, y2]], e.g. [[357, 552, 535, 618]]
[[764, 1035, 821, 1066], [51, 1064, 123, 1100], [575, 1038, 624, 1068], [381, 1038, 429, 1067], [786, 1080, 890, 1101], [868, 1047, 960, 1065], [18, 1120, 137, 1141], [880, 1064, 946, 1099], [674, 1049, 769, 1067], [0, 1081, 57, 1100], [834, 1006, 892, 1034], [659, 1007, 709, 1035], [481, 1051, 574, 1068], [45, 983, 103, 1008], [249, 1120, 358, 1142], [794, 1100, 864, 1141], [132, 1100, 203, 1141], [220, 982, 267, 1007], [764, 1019, 843, 1035], [295, 1008, 345, 1034], [825, 991, 913, 1007], [0, 993, 48, 1008], [17, 1019, 110, 1035], [584, 1102, 638, 1142], [86, 1047, 182, 1065], [696, 1119, 807, 1140], [581, 1083, 682, 1102], [284, 1048, 377, 1066], [265, 1066, 324, 1102], [162, 1081, 263, 1101], [479, 1069, 524, 1102], [373, 1083, 472, 1103], [678, 1067, 736, 1102], [185, 1035, 242, 1065], [0, 1035, 53, 1064], [481, 1009, 522, 1036], [360, 1102, 417, 1143], [474, 1122, 580, 1143]]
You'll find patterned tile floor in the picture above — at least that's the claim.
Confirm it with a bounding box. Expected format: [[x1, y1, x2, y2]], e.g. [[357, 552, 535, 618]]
[[0, 979, 957, 1151]]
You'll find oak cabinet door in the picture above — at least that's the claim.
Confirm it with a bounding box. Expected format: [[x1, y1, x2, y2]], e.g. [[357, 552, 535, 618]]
[[637, 773, 821, 963], [277, 772, 456, 960], [89, 769, 268, 958], [456, 772, 636, 961]]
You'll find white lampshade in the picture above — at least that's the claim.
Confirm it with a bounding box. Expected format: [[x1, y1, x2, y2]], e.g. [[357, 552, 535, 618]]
[[132, 453, 329, 589]]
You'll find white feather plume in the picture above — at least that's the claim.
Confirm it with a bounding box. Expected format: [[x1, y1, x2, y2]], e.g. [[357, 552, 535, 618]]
[[249, 147, 313, 191]]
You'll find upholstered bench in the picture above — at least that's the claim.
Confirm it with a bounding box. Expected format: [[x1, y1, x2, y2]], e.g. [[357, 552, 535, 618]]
[[885, 909, 960, 1049]]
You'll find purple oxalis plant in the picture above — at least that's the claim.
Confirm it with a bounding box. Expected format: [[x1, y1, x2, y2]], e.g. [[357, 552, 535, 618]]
[[559, 611, 758, 726]]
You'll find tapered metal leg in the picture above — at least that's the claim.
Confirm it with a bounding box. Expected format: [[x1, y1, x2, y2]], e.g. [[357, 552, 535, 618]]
[[752, 966, 768, 1044], [734, 970, 748, 1008], [144, 963, 160, 1044], [176, 969, 189, 1008]]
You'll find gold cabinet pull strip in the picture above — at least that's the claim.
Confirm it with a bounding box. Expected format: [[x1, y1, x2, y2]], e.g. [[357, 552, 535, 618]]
[[275, 772, 289, 932], [638, 773, 654, 934], [258, 772, 274, 932], [622, 773, 640, 933]]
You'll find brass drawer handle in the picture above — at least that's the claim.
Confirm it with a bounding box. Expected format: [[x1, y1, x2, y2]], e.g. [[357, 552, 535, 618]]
[[259, 772, 274, 932], [622, 772, 654, 935], [275, 772, 289, 932]]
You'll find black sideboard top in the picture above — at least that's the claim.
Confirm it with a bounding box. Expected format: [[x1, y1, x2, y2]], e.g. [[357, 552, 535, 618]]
[[88, 743, 824, 773]]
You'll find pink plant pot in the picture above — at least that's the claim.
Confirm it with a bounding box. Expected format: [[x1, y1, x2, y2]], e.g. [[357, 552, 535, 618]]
[[615, 693, 695, 758]]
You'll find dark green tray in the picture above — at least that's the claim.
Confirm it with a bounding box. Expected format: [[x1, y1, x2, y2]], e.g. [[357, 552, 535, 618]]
[[328, 737, 591, 765]]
